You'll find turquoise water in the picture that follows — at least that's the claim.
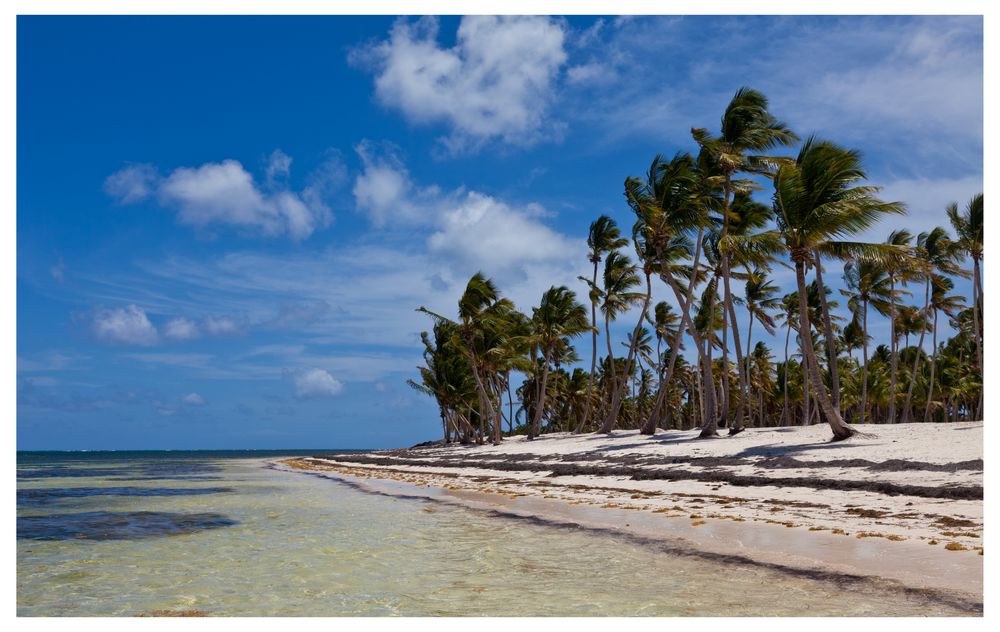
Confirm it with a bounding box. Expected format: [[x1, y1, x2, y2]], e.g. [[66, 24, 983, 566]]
[[16, 452, 976, 616]]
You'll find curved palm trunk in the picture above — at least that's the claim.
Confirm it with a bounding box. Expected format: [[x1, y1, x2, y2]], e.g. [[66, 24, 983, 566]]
[[888, 275, 899, 424], [794, 256, 854, 439], [642, 226, 705, 435], [662, 268, 714, 434], [602, 271, 653, 433], [923, 308, 939, 423], [528, 347, 553, 440], [813, 253, 841, 413], [860, 299, 869, 424], [902, 276, 931, 424], [577, 260, 601, 434], [464, 340, 498, 441]]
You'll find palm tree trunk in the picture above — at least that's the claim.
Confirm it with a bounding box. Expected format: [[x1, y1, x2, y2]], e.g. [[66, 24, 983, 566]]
[[924, 308, 939, 423], [529, 347, 553, 439], [973, 257, 983, 419], [812, 253, 841, 413], [782, 322, 791, 426], [723, 264, 748, 434], [794, 255, 854, 439], [602, 271, 652, 433], [902, 276, 931, 424], [888, 275, 899, 424], [577, 260, 601, 433], [860, 299, 869, 424]]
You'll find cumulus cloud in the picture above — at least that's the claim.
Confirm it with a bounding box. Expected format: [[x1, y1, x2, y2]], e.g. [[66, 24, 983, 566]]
[[428, 191, 578, 271], [182, 392, 206, 406], [293, 368, 344, 398], [91, 304, 159, 346], [352, 143, 583, 279], [163, 317, 200, 341], [103, 163, 160, 204], [354, 16, 568, 151], [352, 141, 440, 226], [105, 151, 341, 240]]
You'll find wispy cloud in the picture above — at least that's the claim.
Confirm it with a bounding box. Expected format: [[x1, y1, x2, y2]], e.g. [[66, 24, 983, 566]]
[[89, 304, 159, 346]]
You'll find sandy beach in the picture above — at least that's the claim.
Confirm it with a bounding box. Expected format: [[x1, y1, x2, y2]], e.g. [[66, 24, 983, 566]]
[[281, 422, 983, 609]]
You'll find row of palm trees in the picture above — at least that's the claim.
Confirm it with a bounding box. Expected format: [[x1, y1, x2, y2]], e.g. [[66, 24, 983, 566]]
[[409, 87, 984, 445]]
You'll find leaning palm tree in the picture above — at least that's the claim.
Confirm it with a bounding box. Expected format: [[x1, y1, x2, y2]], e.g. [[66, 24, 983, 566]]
[[693, 87, 797, 436], [527, 286, 591, 439], [947, 193, 984, 418], [576, 216, 629, 433], [901, 228, 966, 423], [842, 259, 894, 423], [771, 137, 905, 439]]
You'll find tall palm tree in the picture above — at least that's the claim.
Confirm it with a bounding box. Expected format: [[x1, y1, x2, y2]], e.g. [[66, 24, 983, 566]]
[[923, 275, 965, 423], [527, 286, 590, 439], [901, 228, 966, 423], [743, 266, 780, 414], [693, 87, 797, 437], [947, 193, 984, 418], [576, 216, 629, 433], [883, 229, 914, 424], [772, 137, 905, 439], [597, 250, 644, 425], [842, 259, 894, 423]]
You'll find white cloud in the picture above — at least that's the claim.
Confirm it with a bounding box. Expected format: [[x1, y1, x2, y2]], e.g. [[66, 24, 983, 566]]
[[868, 174, 984, 241], [106, 151, 339, 240], [428, 191, 579, 273], [355, 16, 567, 151], [265, 149, 292, 186], [352, 141, 437, 226], [203, 315, 242, 336], [293, 368, 344, 398], [182, 392, 206, 406], [163, 317, 200, 341], [91, 304, 159, 346], [103, 164, 159, 204]]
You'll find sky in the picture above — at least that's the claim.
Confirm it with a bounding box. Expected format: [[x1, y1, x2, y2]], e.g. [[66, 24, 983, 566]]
[[16, 15, 983, 450]]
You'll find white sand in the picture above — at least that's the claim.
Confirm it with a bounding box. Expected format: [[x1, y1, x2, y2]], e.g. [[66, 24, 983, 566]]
[[281, 422, 983, 600]]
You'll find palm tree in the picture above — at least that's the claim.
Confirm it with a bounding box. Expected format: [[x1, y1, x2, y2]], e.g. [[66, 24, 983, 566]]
[[693, 87, 797, 437], [947, 193, 984, 418], [596, 250, 644, 425], [743, 266, 780, 417], [923, 275, 966, 423], [901, 228, 966, 423], [418, 273, 518, 444], [883, 229, 914, 424], [576, 216, 629, 433], [772, 137, 905, 439], [842, 259, 894, 423], [527, 286, 590, 439]]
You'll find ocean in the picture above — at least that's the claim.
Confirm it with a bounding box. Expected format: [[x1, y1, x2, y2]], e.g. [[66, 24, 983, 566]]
[[16, 450, 974, 616]]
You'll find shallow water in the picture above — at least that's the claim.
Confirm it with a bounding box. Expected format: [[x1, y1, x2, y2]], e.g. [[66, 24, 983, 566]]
[[16, 452, 977, 616]]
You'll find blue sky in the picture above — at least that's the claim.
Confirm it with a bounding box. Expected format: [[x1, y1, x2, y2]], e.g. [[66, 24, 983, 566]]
[[16, 15, 983, 449]]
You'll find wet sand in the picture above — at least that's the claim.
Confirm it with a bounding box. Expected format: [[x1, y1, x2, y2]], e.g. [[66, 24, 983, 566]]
[[279, 422, 983, 609]]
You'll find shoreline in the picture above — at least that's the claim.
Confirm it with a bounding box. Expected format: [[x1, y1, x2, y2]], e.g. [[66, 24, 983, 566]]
[[276, 422, 983, 611]]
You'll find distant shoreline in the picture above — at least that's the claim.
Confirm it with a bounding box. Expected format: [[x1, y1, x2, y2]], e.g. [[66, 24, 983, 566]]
[[280, 421, 983, 611]]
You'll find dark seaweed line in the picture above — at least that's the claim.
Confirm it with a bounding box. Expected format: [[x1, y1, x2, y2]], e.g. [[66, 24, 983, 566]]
[[311, 454, 983, 501], [276, 462, 982, 615]]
